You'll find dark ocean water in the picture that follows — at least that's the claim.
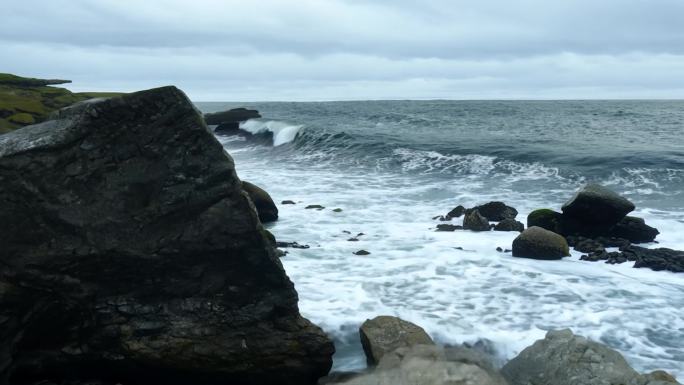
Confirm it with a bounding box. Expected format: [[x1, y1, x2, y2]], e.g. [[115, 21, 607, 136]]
[[196, 100, 684, 377]]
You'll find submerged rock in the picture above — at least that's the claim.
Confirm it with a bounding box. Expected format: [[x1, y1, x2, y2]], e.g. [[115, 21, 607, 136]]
[[0, 87, 333, 384], [463, 209, 491, 231], [502, 329, 680, 385], [242, 180, 279, 223], [306, 204, 326, 210], [359, 316, 434, 365], [354, 250, 371, 256], [512, 226, 569, 260], [561, 183, 635, 225], [436, 224, 462, 232]]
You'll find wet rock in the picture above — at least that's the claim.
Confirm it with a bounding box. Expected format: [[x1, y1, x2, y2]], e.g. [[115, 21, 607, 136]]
[[359, 316, 434, 365], [0, 87, 333, 385], [623, 246, 684, 272], [580, 245, 684, 273], [561, 183, 635, 225], [276, 241, 311, 249], [496, 247, 503, 252], [436, 224, 462, 232], [337, 345, 508, 385], [567, 236, 606, 253], [446, 205, 466, 219], [354, 250, 371, 256], [527, 209, 562, 233], [494, 219, 524, 232], [282, 200, 296, 205], [242, 180, 278, 223], [610, 216, 660, 243], [332, 208, 343, 212], [204, 107, 261, 125], [512, 227, 570, 260], [502, 329, 675, 385], [463, 210, 491, 232], [347, 238, 359, 242], [306, 205, 325, 210], [470, 202, 518, 221]]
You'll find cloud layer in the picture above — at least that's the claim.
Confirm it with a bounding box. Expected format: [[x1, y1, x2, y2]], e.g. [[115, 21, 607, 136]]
[[3, 0, 684, 100]]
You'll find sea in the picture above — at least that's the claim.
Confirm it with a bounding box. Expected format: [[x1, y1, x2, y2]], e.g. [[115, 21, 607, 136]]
[[195, 100, 684, 377]]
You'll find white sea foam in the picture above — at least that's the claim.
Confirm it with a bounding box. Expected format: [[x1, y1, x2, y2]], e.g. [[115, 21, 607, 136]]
[[224, 142, 684, 378], [240, 119, 303, 146]]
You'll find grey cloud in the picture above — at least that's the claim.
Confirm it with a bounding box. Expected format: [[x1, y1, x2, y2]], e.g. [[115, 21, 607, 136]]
[[2, 0, 684, 59]]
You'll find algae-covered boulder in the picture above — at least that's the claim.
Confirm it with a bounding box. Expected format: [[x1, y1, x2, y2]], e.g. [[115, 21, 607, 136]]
[[512, 226, 569, 260], [360, 316, 434, 365], [561, 183, 635, 225], [526, 209, 562, 233], [242, 181, 279, 223]]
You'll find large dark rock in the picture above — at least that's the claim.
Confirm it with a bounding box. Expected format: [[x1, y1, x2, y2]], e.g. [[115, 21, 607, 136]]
[[204, 107, 261, 125], [526, 209, 562, 233], [561, 183, 635, 225], [512, 227, 569, 260], [0, 87, 333, 385], [502, 329, 680, 385], [494, 219, 524, 232], [359, 316, 434, 366], [609, 216, 660, 243], [242, 181, 279, 223], [463, 209, 491, 231], [469, 202, 518, 221]]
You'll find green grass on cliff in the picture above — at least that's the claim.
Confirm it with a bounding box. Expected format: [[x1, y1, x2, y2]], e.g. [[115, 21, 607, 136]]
[[0, 73, 124, 133]]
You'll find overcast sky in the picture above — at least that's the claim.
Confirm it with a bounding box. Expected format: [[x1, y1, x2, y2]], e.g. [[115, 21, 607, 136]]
[[3, 0, 684, 100]]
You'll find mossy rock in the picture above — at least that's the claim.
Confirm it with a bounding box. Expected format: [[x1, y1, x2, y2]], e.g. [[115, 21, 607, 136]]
[[8, 113, 35, 125], [0, 73, 124, 133], [512, 226, 570, 260], [527, 209, 562, 233]]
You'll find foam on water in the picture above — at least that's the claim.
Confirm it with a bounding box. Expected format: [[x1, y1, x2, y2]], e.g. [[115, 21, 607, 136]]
[[224, 144, 684, 378], [240, 119, 303, 146], [199, 99, 684, 378]]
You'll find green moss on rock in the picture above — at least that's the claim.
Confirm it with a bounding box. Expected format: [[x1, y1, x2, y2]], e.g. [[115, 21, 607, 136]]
[[527, 208, 562, 233], [0, 73, 124, 133], [8, 113, 35, 125]]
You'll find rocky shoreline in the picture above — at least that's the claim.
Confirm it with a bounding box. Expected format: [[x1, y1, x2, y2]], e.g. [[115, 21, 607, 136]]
[[0, 85, 681, 384]]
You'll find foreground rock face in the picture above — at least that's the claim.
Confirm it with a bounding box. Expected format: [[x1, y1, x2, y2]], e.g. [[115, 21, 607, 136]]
[[512, 226, 569, 260], [0, 87, 333, 384], [359, 316, 434, 365], [335, 345, 508, 385], [502, 329, 680, 385]]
